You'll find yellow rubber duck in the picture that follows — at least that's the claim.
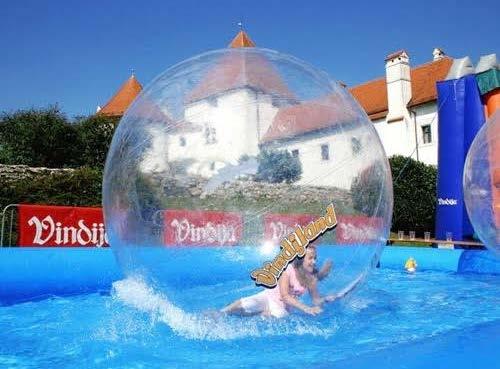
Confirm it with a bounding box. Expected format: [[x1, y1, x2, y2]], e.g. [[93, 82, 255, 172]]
[[404, 257, 417, 273]]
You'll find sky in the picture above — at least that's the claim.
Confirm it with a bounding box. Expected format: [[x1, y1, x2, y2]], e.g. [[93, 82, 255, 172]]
[[1, 0, 498, 118]]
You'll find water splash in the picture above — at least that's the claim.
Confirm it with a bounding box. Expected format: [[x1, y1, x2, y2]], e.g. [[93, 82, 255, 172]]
[[112, 276, 337, 341]]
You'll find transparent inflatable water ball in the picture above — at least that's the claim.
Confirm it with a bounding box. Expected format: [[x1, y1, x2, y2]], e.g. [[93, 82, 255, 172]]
[[103, 47, 393, 312], [464, 111, 500, 255]]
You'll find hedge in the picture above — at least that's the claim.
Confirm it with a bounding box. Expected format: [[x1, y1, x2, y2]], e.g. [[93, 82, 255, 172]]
[[0, 167, 103, 208], [390, 155, 437, 235]]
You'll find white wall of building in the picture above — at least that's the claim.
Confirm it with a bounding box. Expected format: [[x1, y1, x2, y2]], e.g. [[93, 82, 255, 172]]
[[372, 101, 438, 166], [161, 55, 441, 183], [412, 102, 439, 166], [373, 117, 415, 159], [135, 49, 446, 181], [264, 124, 377, 189], [167, 88, 279, 177], [371, 51, 440, 167]]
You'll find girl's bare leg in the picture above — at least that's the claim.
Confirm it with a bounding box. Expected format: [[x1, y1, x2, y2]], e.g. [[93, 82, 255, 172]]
[[221, 299, 263, 317], [220, 299, 244, 315]]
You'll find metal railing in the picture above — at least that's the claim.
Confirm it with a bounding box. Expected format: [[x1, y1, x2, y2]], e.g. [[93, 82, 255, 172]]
[[389, 229, 484, 248], [0, 204, 18, 247]]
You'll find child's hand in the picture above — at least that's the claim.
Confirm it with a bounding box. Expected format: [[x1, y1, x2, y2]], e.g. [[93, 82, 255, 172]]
[[317, 259, 333, 280], [304, 306, 322, 316], [323, 294, 338, 303]]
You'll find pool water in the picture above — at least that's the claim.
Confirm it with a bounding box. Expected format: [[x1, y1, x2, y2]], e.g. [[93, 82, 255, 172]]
[[1, 268, 499, 368]]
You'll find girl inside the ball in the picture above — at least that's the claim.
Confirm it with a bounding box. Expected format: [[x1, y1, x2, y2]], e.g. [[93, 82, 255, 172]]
[[222, 245, 354, 318]]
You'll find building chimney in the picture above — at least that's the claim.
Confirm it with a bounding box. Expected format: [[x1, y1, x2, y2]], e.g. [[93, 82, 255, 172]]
[[433, 48, 445, 61], [385, 50, 412, 123]]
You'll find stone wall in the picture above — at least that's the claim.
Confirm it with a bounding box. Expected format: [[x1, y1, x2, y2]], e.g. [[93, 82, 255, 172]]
[[0, 165, 353, 212], [206, 180, 352, 207], [0, 164, 75, 183], [162, 176, 353, 211]]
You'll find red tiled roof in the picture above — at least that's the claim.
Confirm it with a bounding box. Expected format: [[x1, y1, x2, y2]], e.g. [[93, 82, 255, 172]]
[[261, 95, 357, 143], [349, 77, 387, 120], [100, 75, 142, 116], [187, 50, 295, 103], [126, 97, 171, 123], [349, 57, 453, 120], [100, 44, 452, 126], [229, 30, 256, 48], [263, 57, 454, 142], [408, 57, 453, 106]]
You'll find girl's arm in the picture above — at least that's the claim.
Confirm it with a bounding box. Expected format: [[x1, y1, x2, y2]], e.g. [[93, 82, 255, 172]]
[[324, 274, 365, 303], [279, 272, 322, 316], [317, 260, 332, 281], [308, 278, 324, 306], [309, 278, 337, 305]]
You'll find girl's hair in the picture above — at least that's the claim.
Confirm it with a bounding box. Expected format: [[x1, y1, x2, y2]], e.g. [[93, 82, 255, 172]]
[[293, 245, 318, 287]]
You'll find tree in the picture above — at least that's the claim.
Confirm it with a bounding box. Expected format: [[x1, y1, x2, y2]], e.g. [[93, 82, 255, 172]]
[[0, 107, 80, 167], [351, 160, 386, 215], [389, 155, 437, 234], [75, 114, 118, 168], [255, 150, 302, 184], [0, 167, 103, 207]]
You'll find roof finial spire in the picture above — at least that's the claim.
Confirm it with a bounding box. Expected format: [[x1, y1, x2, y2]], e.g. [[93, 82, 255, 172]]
[[130, 68, 136, 77], [229, 24, 256, 48]]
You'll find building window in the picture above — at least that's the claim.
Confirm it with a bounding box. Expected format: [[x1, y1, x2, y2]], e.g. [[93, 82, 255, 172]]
[[321, 144, 330, 161], [205, 127, 216, 144], [291, 149, 299, 158], [351, 137, 361, 155], [179, 137, 186, 146], [422, 125, 432, 144]]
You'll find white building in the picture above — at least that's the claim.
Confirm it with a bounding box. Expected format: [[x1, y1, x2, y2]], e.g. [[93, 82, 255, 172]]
[[100, 31, 454, 175], [350, 48, 452, 166]]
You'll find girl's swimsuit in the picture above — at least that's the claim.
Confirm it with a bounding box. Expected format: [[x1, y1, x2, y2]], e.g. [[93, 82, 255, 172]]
[[240, 265, 306, 318]]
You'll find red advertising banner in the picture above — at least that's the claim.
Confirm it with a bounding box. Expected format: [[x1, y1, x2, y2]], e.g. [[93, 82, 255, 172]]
[[263, 213, 317, 243], [18, 204, 108, 247], [264, 213, 383, 245], [336, 215, 383, 244], [164, 209, 243, 246]]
